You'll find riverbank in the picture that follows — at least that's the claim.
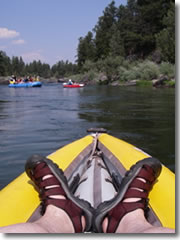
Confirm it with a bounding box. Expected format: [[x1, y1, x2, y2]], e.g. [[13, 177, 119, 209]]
[[0, 75, 175, 88], [67, 59, 175, 88], [0, 60, 175, 88], [67, 73, 175, 88]]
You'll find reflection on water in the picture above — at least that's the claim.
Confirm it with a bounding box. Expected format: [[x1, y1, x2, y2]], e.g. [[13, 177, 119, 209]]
[[0, 84, 175, 189], [78, 86, 175, 168]]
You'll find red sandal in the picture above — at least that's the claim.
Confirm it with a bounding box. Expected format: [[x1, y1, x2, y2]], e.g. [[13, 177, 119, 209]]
[[93, 157, 162, 233], [25, 154, 94, 233]]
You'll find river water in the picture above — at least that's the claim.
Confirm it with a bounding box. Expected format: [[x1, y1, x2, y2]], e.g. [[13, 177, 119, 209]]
[[0, 83, 175, 189]]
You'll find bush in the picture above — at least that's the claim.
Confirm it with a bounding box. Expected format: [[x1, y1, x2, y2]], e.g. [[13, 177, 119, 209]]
[[69, 58, 175, 86], [86, 70, 99, 81], [118, 67, 140, 82], [82, 60, 96, 73], [137, 61, 160, 80], [67, 73, 84, 82], [117, 66, 128, 81], [159, 62, 175, 78]]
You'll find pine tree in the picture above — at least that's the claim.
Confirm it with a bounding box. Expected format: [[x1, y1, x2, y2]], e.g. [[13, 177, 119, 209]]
[[93, 1, 117, 59], [76, 31, 95, 67], [156, 2, 175, 63], [109, 24, 125, 57]]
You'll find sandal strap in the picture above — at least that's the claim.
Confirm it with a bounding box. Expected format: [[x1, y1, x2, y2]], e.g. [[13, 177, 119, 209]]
[[123, 188, 148, 199], [129, 179, 152, 191], [29, 161, 85, 233], [137, 165, 155, 182], [34, 165, 53, 179], [40, 188, 67, 200], [39, 177, 62, 188], [106, 165, 156, 233]]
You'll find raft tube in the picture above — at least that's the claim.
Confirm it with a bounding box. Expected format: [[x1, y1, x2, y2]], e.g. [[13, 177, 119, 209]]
[[63, 83, 84, 88], [8, 81, 42, 88]]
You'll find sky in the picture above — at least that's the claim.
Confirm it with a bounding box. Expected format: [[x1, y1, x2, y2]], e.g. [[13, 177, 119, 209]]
[[0, 0, 127, 66]]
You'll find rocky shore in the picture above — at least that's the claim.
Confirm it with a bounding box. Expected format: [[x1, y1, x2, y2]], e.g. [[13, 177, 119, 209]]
[[111, 75, 175, 88]]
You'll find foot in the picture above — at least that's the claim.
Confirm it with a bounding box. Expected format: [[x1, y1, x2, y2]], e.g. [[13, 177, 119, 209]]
[[93, 157, 162, 233], [25, 154, 94, 233]]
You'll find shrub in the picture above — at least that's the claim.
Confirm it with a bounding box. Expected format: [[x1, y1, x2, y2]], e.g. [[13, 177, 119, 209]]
[[137, 61, 160, 80], [86, 70, 99, 81], [159, 62, 175, 78], [82, 60, 96, 73]]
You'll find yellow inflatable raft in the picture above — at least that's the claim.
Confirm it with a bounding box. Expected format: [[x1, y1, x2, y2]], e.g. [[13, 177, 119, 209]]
[[0, 129, 175, 229]]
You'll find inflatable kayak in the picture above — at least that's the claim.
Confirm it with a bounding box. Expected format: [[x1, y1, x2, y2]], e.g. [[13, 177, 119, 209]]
[[0, 129, 175, 229], [63, 83, 84, 88], [8, 81, 42, 88]]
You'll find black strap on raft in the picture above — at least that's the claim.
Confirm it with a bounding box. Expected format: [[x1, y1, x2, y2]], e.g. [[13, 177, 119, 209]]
[[87, 128, 107, 134]]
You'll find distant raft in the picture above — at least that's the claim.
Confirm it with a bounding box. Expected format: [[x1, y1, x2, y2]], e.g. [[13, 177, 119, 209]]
[[63, 82, 84, 88], [8, 81, 42, 88]]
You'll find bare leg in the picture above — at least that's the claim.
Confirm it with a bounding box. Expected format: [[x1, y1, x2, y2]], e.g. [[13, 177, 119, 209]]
[[103, 209, 175, 233], [0, 205, 85, 233]]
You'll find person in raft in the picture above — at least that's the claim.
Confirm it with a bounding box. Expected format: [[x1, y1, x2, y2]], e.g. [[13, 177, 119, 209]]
[[68, 79, 73, 85], [0, 155, 175, 233]]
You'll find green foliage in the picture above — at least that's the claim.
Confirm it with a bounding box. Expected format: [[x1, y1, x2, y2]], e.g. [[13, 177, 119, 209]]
[[93, 1, 117, 59], [51, 60, 78, 78], [85, 70, 100, 82], [109, 26, 125, 57], [99, 56, 125, 83], [0, 52, 78, 78], [76, 31, 96, 67], [164, 80, 175, 87], [136, 80, 153, 87], [11, 56, 25, 76], [159, 62, 175, 78], [81, 60, 96, 73], [67, 73, 84, 82], [0, 51, 9, 76], [77, 0, 175, 64], [156, 2, 175, 63], [67, 58, 175, 87], [0, 0, 175, 81], [136, 61, 160, 80], [117, 60, 160, 82], [25, 60, 51, 78]]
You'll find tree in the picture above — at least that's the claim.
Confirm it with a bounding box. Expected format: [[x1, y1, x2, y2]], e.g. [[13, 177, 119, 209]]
[[115, 1, 145, 58], [0, 51, 11, 76], [93, 1, 117, 59], [11, 56, 24, 76], [109, 24, 125, 57], [76, 31, 96, 67], [135, 0, 173, 57], [156, 2, 175, 63], [51, 60, 78, 78]]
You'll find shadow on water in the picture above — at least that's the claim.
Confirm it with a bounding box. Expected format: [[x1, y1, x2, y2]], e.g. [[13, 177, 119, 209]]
[[0, 84, 175, 189], [77, 86, 175, 171]]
